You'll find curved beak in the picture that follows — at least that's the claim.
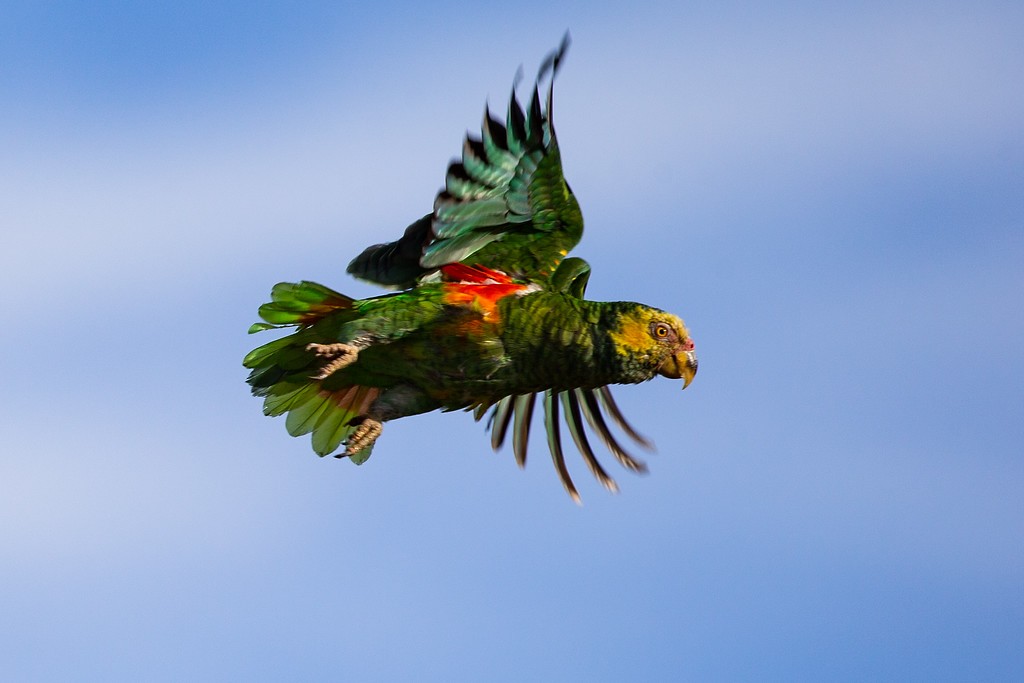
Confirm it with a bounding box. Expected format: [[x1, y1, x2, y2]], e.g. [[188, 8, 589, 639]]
[[658, 347, 699, 389]]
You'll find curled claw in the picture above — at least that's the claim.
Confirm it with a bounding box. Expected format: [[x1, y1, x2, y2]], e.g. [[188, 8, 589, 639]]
[[343, 418, 383, 457], [306, 342, 359, 380]]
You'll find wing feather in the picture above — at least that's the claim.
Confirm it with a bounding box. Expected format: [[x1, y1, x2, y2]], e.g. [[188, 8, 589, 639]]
[[543, 390, 580, 503], [346, 34, 581, 286], [561, 391, 618, 492]]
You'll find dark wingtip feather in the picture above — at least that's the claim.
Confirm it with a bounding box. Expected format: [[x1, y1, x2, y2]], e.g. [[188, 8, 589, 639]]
[[562, 391, 618, 493], [490, 397, 514, 451], [507, 87, 527, 146], [538, 31, 571, 80], [537, 33, 570, 137], [527, 86, 545, 145], [597, 386, 655, 451], [513, 64, 524, 91], [544, 390, 580, 503], [483, 108, 509, 151], [512, 393, 535, 469], [346, 214, 433, 288], [578, 388, 649, 474]]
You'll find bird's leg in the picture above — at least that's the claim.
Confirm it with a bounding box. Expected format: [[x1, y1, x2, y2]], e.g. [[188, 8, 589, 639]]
[[306, 342, 359, 380], [369, 385, 442, 422], [336, 385, 442, 458], [342, 418, 383, 457]]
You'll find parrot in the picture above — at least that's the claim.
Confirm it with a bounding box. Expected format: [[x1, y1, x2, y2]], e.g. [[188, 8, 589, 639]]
[[244, 35, 698, 500]]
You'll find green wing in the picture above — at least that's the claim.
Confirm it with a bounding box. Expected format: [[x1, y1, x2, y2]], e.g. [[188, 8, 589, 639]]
[[473, 258, 654, 502], [292, 37, 652, 499], [348, 34, 583, 288]]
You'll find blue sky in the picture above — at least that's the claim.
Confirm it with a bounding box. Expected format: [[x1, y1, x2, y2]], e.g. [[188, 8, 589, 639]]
[[2, 2, 1022, 680]]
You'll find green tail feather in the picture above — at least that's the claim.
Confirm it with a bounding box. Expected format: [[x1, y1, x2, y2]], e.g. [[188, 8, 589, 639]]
[[244, 281, 381, 460], [253, 281, 353, 328]]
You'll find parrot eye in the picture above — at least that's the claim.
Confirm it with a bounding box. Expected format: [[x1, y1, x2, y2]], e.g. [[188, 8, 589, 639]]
[[650, 322, 673, 341]]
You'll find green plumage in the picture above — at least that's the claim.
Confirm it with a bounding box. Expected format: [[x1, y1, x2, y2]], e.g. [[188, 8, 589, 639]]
[[244, 35, 698, 500], [247, 281, 670, 411], [346, 34, 581, 289]]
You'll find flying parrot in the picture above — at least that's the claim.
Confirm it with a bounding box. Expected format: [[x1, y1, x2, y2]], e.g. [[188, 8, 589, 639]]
[[244, 35, 698, 500]]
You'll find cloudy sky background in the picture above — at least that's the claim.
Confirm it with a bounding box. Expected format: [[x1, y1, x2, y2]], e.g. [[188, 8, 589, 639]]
[[2, 2, 1022, 680]]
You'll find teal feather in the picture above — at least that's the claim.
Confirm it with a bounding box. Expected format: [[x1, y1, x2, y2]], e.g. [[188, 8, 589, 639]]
[[489, 397, 514, 451], [346, 33, 581, 286], [577, 388, 647, 474], [561, 390, 616, 492], [543, 390, 579, 503], [512, 393, 535, 468], [420, 232, 503, 268]]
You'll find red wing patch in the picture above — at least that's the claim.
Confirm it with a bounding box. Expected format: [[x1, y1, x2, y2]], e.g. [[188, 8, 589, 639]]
[[440, 264, 534, 323], [440, 263, 516, 285]]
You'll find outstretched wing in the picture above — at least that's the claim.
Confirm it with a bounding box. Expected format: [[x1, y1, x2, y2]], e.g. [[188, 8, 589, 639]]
[[348, 34, 583, 288], [472, 258, 655, 502]]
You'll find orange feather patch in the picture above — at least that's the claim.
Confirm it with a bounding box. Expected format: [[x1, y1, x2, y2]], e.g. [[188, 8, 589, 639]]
[[440, 264, 533, 323]]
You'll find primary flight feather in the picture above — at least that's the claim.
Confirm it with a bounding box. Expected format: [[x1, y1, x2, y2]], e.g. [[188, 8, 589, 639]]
[[244, 36, 698, 500]]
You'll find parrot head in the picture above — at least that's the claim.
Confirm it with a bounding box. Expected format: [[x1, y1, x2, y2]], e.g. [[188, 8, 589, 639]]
[[608, 306, 698, 388], [654, 324, 698, 388]]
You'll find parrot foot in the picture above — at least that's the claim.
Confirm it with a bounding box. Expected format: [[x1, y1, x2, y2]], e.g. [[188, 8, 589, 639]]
[[306, 342, 359, 379], [343, 418, 383, 456]]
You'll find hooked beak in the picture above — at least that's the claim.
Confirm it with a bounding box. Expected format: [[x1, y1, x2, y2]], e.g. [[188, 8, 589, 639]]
[[658, 347, 698, 389]]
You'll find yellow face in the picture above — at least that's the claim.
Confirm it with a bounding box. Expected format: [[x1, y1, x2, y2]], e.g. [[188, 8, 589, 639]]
[[608, 308, 698, 388]]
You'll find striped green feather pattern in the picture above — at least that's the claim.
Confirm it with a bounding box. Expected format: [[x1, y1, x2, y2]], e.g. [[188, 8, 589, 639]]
[[348, 33, 582, 288], [245, 36, 698, 500]]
